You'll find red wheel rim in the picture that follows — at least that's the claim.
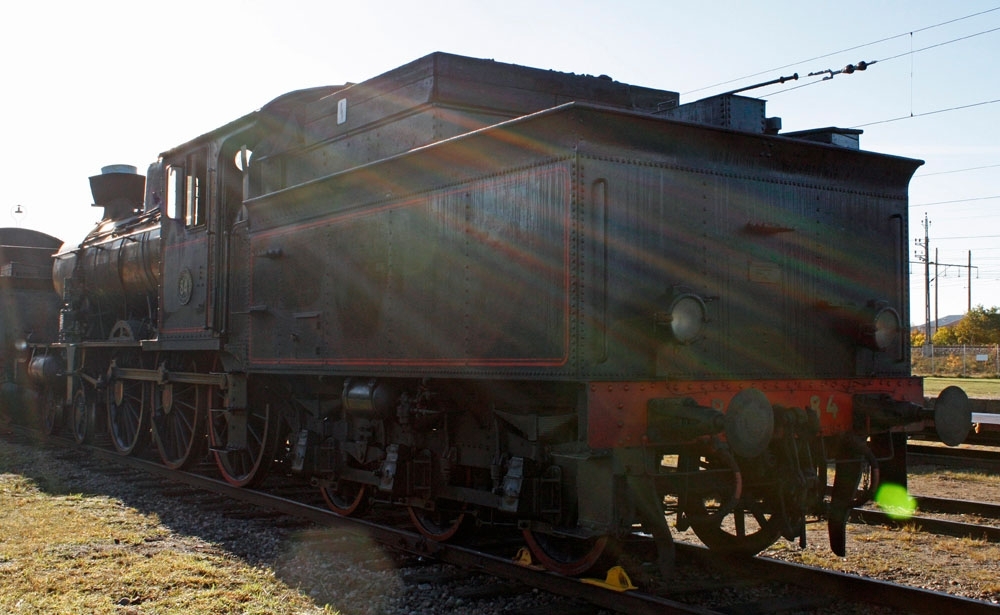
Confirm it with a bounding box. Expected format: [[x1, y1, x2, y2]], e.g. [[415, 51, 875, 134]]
[[522, 529, 610, 576], [408, 507, 467, 542], [321, 481, 368, 516]]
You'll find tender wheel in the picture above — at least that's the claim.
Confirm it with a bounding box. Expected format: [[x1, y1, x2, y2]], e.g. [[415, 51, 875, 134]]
[[151, 358, 207, 470], [408, 504, 468, 542], [320, 479, 370, 517], [106, 353, 149, 455], [522, 530, 613, 576], [681, 452, 784, 556], [208, 380, 280, 487]]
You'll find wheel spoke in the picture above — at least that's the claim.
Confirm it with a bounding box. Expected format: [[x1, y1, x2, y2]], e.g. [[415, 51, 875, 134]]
[[72, 384, 94, 445], [107, 353, 148, 456], [734, 508, 747, 538], [41, 387, 62, 435], [152, 361, 206, 470], [751, 506, 770, 528], [681, 451, 784, 556]]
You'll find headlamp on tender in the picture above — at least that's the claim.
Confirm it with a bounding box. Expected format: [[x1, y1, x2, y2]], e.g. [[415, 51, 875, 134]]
[[860, 303, 901, 351], [656, 293, 707, 344]]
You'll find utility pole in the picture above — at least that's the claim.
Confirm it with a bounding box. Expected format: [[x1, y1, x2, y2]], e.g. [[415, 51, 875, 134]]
[[932, 251, 978, 320], [914, 215, 978, 345], [915, 214, 931, 349]]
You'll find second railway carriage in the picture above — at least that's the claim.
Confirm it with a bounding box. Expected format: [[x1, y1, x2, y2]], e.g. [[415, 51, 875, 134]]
[[0, 228, 62, 424]]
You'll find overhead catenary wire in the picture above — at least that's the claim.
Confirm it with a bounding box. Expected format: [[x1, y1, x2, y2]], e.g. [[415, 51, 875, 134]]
[[911, 195, 1000, 208], [759, 24, 1000, 99], [877, 24, 1000, 63], [914, 163, 1000, 178], [682, 6, 1000, 97], [851, 99, 1000, 128]]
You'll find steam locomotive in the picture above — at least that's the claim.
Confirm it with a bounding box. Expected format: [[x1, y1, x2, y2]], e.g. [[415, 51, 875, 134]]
[[15, 52, 972, 575]]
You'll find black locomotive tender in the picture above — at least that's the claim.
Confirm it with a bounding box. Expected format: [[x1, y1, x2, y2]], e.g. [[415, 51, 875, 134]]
[[11, 52, 972, 575]]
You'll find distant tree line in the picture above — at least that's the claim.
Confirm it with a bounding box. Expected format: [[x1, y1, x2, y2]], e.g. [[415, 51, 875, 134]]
[[910, 305, 1000, 346]]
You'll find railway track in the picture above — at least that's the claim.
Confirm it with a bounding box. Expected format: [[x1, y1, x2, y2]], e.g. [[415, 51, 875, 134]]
[[909, 443, 1000, 469], [850, 504, 1000, 543], [2, 428, 996, 615], [821, 442, 1000, 544]]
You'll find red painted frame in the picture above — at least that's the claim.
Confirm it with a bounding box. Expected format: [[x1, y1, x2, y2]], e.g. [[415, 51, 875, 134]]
[[586, 377, 924, 448]]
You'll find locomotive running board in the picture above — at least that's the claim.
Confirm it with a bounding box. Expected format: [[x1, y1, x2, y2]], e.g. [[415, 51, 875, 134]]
[[141, 338, 221, 351], [105, 362, 227, 388]]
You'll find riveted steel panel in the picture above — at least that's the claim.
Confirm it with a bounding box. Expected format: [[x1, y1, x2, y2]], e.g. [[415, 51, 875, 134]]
[[247, 162, 572, 374]]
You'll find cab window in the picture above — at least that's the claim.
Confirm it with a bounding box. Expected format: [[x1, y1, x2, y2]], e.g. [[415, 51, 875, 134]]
[[165, 153, 207, 227]]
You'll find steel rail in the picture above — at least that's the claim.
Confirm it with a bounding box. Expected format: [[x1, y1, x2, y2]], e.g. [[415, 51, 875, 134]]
[[850, 508, 1000, 541], [908, 443, 1000, 472], [736, 550, 999, 615], [916, 494, 1000, 519]]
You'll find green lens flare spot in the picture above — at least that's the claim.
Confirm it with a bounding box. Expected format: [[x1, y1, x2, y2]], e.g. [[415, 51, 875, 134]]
[[874, 483, 917, 520]]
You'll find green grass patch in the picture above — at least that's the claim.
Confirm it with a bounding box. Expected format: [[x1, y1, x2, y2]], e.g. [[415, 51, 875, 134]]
[[922, 377, 1000, 399], [0, 454, 334, 614]]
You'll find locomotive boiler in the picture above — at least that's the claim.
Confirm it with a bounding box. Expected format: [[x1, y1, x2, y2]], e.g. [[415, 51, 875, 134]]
[[25, 52, 971, 576]]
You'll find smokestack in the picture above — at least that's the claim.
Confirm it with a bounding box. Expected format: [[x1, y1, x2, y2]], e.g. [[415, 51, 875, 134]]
[[89, 164, 146, 221]]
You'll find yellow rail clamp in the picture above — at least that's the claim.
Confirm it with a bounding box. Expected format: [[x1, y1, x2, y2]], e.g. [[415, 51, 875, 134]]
[[581, 566, 636, 592], [513, 547, 544, 570]]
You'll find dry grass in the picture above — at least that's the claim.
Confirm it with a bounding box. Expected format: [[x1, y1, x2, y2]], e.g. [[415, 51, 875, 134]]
[[0, 450, 334, 615], [762, 465, 1000, 603], [922, 467, 1000, 485]]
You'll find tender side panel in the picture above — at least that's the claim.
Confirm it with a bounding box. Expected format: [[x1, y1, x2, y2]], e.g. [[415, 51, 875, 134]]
[[247, 164, 572, 373], [574, 113, 918, 381]]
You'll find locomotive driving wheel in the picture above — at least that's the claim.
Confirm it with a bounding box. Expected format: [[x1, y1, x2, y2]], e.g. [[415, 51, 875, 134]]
[[72, 382, 99, 445], [151, 356, 207, 470], [522, 529, 614, 576], [679, 451, 784, 556], [208, 379, 281, 488], [106, 351, 149, 455], [40, 386, 63, 435]]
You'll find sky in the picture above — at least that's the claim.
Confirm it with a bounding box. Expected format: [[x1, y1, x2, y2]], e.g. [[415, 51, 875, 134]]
[[1, 0, 999, 326]]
